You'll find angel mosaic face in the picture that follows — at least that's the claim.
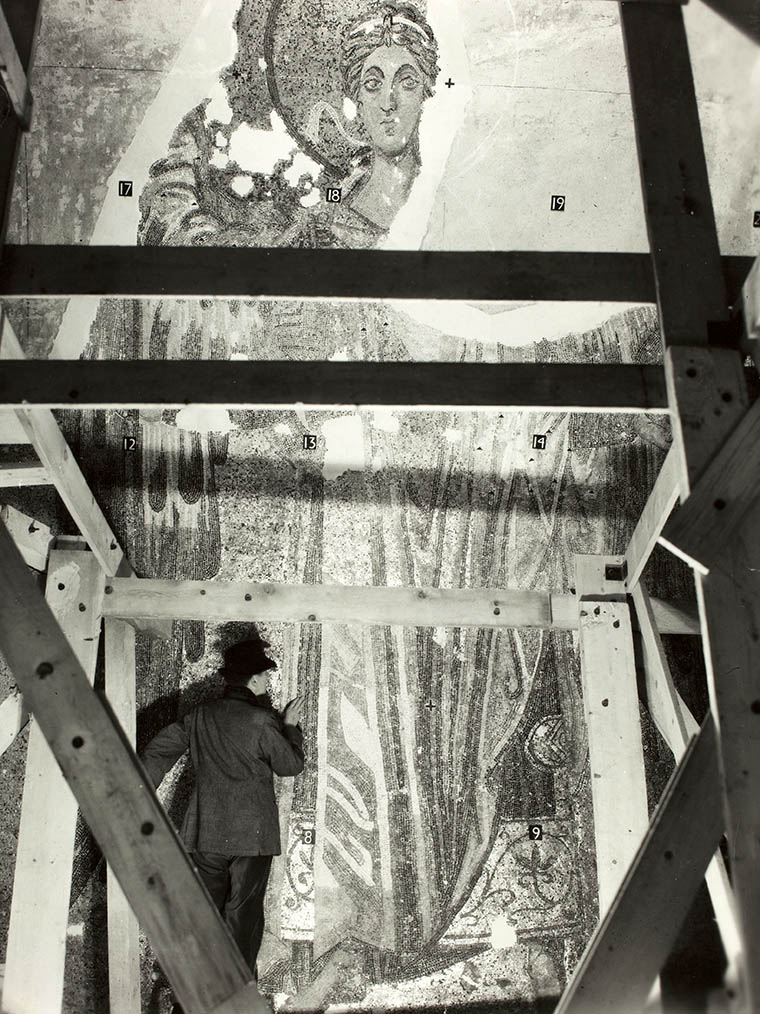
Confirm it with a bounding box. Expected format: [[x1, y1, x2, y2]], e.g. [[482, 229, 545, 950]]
[[357, 43, 425, 158]]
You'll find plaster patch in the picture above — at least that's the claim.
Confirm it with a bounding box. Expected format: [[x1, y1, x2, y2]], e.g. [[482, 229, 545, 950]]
[[321, 414, 365, 481], [371, 409, 400, 433], [175, 407, 237, 434], [283, 151, 321, 188], [490, 914, 517, 950], [300, 188, 321, 208], [228, 116, 297, 175], [230, 174, 254, 197], [444, 428, 463, 443], [274, 422, 292, 435]]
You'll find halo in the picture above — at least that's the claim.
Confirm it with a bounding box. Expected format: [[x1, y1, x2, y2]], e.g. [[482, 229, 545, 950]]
[[262, 0, 430, 177]]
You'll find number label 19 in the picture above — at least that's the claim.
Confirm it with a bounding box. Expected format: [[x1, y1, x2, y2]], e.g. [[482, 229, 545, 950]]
[[528, 824, 543, 841], [550, 195, 565, 212]]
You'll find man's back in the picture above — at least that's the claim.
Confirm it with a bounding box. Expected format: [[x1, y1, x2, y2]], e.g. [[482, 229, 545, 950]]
[[141, 686, 305, 855]]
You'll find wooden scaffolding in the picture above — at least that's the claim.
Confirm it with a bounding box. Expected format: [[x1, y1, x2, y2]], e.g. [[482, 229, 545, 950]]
[[0, 0, 758, 1012]]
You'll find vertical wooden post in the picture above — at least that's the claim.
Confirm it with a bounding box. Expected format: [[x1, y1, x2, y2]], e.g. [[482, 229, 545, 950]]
[[574, 555, 650, 915], [2, 547, 104, 1014], [105, 619, 141, 1014]]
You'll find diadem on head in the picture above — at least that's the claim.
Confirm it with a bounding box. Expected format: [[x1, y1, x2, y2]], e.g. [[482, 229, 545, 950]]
[[341, 2, 440, 102]]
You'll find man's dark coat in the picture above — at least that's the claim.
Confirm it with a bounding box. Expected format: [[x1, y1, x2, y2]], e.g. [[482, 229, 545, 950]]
[[141, 686, 304, 855]]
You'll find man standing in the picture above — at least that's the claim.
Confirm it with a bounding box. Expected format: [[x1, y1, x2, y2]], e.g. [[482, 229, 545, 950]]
[[140, 636, 304, 1002]]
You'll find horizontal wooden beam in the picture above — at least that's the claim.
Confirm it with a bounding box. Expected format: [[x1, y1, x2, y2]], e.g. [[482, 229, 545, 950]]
[[659, 395, 760, 576], [624, 445, 682, 590], [0, 520, 269, 1014], [0, 459, 50, 485], [0, 360, 671, 412], [0, 245, 753, 303], [0, 2, 32, 129], [100, 577, 699, 634], [556, 713, 723, 1014]]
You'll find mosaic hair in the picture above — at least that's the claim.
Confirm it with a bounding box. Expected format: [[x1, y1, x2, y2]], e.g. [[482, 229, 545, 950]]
[[341, 3, 440, 102]]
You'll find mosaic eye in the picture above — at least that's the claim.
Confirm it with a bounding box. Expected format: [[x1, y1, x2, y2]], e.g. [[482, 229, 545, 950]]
[[363, 77, 382, 93]]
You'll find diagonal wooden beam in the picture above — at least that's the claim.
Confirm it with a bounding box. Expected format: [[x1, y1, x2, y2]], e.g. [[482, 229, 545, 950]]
[[3, 546, 104, 1014], [0, 310, 132, 576], [0, 2, 32, 129], [555, 713, 723, 1014], [100, 577, 700, 634], [0, 688, 27, 758], [631, 581, 743, 972], [0, 0, 42, 244], [0, 360, 671, 413], [659, 395, 760, 576], [624, 444, 682, 590], [0, 519, 270, 1014], [0, 245, 753, 303]]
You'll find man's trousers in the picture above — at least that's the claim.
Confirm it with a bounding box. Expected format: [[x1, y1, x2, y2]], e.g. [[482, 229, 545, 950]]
[[191, 851, 273, 980]]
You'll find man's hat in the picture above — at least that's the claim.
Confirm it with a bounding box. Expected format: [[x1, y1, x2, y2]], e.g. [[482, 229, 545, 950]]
[[221, 638, 276, 680]]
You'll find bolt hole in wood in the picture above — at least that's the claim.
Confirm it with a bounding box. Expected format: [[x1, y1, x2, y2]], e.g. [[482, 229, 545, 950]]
[[58, 583, 65, 590], [612, 619, 620, 628], [69, 390, 79, 399], [105, 585, 113, 594], [72, 736, 84, 749], [722, 391, 733, 402], [493, 607, 501, 615], [200, 589, 206, 595], [751, 700, 760, 714], [664, 850, 674, 861], [78, 603, 86, 612], [141, 822, 155, 836], [37, 662, 53, 678], [714, 499, 727, 510], [686, 367, 698, 378], [308, 614, 316, 621], [147, 876, 156, 886], [602, 698, 609, 707], [244, 593, 252, 601]]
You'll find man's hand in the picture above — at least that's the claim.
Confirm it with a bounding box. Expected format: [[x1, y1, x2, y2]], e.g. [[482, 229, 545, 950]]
[[283, 694, 304, 727]]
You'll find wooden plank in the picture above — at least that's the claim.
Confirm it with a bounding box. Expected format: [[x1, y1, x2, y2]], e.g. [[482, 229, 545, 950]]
[[0, 2, 32, 128], [631, 581, 743, 973], [100, 577, 699, 634], [575, 554, 650, 917], [0, 503, 52, 569], [2, 547, 104, 1014], [0, 408, 31, 444], [0, 311, 132, 576], [659, 395, 760, 576], [104, 619, 140, 1014], [0, 459, 50, 485], [0, 245, 753, 304], [0, 360, 671, 413], [620, 3, 729, 345], [555, 714, 723, 1014], [0, 521, 270, 1014], [624, 445, 681, 590], [0, 689, 27, 757]]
